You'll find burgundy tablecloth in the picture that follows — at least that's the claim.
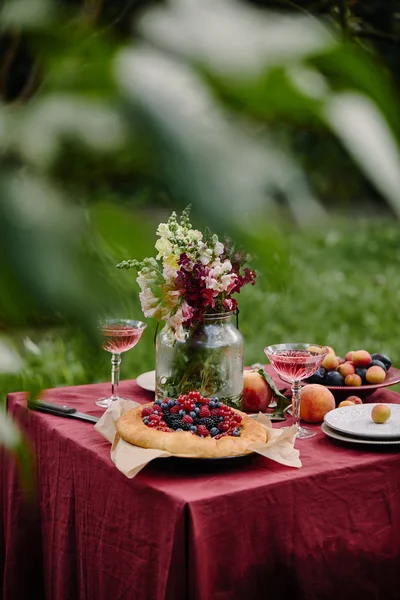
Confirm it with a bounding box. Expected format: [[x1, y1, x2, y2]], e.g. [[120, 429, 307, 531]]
[[3, 373, 400, 600]]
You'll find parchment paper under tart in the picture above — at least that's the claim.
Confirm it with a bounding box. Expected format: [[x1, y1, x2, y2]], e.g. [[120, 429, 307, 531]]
[[95, 399, 302, 478]]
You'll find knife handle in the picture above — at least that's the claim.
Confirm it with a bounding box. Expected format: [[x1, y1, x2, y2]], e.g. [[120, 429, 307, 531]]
[[28, 400, 77, 416]]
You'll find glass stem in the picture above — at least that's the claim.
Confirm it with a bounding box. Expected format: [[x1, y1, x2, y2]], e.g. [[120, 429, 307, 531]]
[[291, 380, 301, 429], [111, 353, 121, 401]]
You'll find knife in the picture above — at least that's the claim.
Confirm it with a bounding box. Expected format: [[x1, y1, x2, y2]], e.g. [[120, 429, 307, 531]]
[[28, 399, 99, 424]]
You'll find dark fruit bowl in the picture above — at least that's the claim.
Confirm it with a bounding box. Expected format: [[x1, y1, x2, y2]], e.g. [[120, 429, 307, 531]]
[[311, 366, 400, 402]]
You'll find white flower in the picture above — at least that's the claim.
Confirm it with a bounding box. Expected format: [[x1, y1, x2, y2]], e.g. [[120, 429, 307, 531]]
[[139, 288, 163, 319], [157, 223, 171, 239], [163, 263, 177, 285], [137, 271, 158, 290], [155, 237, 173, 260], [188, 229, 203, 243], [199, 248, 213, 265], [214, 241, 224, 256]]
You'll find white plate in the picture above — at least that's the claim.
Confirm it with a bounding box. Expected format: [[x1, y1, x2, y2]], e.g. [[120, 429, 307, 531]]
[[136, 370, 156, 392], [324, 403, 400, 439], [321, 422, 400, 446]]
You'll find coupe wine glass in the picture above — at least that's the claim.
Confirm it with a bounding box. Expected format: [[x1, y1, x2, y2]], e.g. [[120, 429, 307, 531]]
[[264, 343, 328, 439], [96, 318, 147, 408]]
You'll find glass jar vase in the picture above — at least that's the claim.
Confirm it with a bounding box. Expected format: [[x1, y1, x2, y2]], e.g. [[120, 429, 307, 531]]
[[155, 312, 244, 407]]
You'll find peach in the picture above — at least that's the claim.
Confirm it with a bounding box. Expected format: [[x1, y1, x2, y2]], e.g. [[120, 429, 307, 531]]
[[344, 373, 362, 386], [338, 362, 356, 378], [242, 370, 274, 412], [300, 384, 335, 423], [345, 351, 355, 362], [346, 395, 363, 405], [352, 350, 372, 367], [338, 400, 356, 407], [371, 404, 391, 424], [326, 346, 336, 356], [366, 365, 386, 384], [321, 353, 339, 371]]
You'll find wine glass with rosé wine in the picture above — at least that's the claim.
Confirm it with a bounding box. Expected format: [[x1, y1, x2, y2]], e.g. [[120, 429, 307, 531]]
[[264, 343, 328, 439], [96, 319, 147, 409]]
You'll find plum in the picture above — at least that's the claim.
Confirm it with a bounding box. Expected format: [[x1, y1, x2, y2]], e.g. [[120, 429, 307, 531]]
[[325, 371, 345, 386], [371, 353, 392, 370], [307, 367, 326, 384], [370, 359, 387, 372], [355, 367, 368, 384]]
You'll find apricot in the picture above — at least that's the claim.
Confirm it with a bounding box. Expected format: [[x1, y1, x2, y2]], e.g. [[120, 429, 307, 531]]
[[352, 350, 372, 368], [338, 400, 356, 407], [344, 373, 362, 386], [366, 365, 386, 384], [345, 351, 355, 362], [371, 404, 391, 424], [338, 362, 356, 378], [321, 353, 339, 371], [346, 395, 363, 405], [326, 346, 336, 355], [300, 384, 335, 423], [307, 345, 326, 355]]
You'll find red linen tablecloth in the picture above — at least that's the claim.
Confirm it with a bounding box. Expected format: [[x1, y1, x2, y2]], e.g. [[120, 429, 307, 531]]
[[3, 374, 400, 600]]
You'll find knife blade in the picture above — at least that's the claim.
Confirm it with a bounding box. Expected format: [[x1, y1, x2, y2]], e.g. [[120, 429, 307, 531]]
[[28, 399, 99, 424]]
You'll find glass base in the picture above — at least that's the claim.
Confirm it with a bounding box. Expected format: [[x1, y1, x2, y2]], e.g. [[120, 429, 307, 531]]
[[296, 425, 316, 439], [95, 396, 131, 409]]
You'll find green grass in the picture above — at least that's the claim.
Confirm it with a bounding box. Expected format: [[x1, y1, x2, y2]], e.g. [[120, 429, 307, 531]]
[[2, 216, 400, 397]]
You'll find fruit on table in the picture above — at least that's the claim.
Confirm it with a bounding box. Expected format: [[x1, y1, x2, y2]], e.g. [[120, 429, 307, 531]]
[[371, 404, 391, 424], [321, 353, 339, 371], [371, 353, 392, 370], [300, 384, 335, 423], [325, 371, 345, 386], [344, 373, 363, 386], [307, 345, 326, 355], [305, 350, 392, 388], [355, 367, 368, 384], [366, 365, 386, 384], [352, 350, 372, 367], [338, 362, 355, 378], [242, 369, 274, 412], [346, 395, 363, 405], [307, 366, 326, 384], [370, 359, 387, 372], [339, 400, 357, 407]]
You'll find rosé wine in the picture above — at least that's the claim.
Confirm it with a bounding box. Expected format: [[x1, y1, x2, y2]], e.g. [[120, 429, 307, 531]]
[[267, 350, 325, 383], [264, 343, 327, 440], [101, 324, 144, 354]]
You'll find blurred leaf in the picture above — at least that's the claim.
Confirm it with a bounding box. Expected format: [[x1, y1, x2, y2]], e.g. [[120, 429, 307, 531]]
[[0, 0, 55, 28], [0, 339, 23, 373], [325, 92, 400, 217], [4, 95, 124, 168], [114, 47, 325, 229], [138, 0, 335, 78], [0, 171, 107, 330]]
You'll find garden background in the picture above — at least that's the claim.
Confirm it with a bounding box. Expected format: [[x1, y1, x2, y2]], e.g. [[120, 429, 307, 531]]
[[1, 0, 400, 455]]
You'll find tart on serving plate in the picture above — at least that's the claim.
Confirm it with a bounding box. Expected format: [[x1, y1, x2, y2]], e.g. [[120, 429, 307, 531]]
[[116, 391, 267, 459]]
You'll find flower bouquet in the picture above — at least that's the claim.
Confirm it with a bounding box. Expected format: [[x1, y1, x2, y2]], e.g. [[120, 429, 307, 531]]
[[118, 207, 256, 406]]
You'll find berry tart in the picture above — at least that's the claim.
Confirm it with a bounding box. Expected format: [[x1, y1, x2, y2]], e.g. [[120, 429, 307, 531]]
[[116, 391, 267, 458]]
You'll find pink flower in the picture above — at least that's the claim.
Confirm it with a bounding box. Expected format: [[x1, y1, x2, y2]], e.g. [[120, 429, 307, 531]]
[[223, 298, 237, 312]]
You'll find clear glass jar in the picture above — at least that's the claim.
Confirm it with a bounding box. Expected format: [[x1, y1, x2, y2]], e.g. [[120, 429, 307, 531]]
[[155, 312, 244, 407]]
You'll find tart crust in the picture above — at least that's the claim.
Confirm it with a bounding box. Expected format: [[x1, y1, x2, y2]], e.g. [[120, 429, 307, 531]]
[[116, 404, 267, 458]]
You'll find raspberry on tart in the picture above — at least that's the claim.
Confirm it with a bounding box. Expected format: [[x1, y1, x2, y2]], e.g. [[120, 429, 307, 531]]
[[116, 393, 267, 458]]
